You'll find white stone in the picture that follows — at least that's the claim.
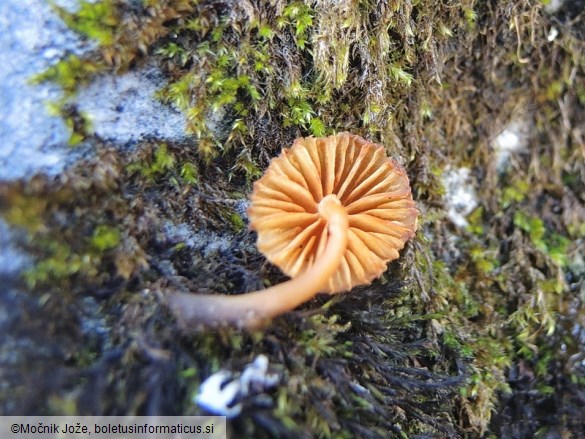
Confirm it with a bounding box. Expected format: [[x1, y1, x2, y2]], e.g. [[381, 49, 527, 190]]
[[493, 121, 529, 172], [442, 167, 478, 228]]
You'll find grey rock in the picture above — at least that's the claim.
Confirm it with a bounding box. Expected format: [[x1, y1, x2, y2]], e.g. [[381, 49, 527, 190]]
[[76, 65, 187, 145], [0, 0, 188, 182], [0, 0, 190, 298], [0, 219, 31, 277], [0, 0, 88, 181]]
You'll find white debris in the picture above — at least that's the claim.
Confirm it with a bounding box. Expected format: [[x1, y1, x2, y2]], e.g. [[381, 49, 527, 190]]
[[493, 121, 529, 172], [194, 355, 279, 418], [442, 167, 478, 228], [239, 355, 280, 394], [547, 27, 559, 42], [544, 0, 564, 14], [195, 371, 242, 418]]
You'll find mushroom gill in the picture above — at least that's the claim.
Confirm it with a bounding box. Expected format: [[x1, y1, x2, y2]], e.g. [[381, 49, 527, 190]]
[[249, 132, 418, 293], [167, 132, 418, 328]]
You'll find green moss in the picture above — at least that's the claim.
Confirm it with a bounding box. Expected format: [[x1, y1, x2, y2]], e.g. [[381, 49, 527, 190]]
[[228, 212, 245, 233], [466, 206, 485, 236], [21, 223, 121, 289], [180, 162, 199, 185], [2, 194, 47, 233], [513, 211, 572, 269], [23, 239, 91, 288], [31, 55, 102, 95], [299, 314, 352, 359], [90, 225, 121, 251], [501, 180, 530, 208], [39, 0, 476, 173], [32, 60, 97, 146], [54, 0, 119, 44], [514, 211, 547, 251], [470, 246, 499, 274], [279, 2, 314, 50], [127, 144, 175, 180], [126, 143, 202, 187], [155, 42, 190, 67]]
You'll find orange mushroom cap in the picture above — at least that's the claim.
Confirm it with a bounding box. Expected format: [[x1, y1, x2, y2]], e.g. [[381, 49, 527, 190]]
[[248, 132, 418, 293], [167, 132, 417, 328]]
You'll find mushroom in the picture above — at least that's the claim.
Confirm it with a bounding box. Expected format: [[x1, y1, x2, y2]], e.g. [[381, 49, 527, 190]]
[[168, 132, 418, 328]]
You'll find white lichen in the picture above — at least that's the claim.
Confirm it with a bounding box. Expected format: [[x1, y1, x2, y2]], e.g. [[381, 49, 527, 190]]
[[442, 167, 478, 228], [493, 121, 529, 172]]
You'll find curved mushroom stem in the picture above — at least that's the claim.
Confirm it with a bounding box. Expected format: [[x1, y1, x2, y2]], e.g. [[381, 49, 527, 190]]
[[167, 195, 349, 328]]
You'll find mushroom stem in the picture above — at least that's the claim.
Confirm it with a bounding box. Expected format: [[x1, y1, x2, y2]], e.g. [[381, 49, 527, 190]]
[[167, 195, 349, 328]]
